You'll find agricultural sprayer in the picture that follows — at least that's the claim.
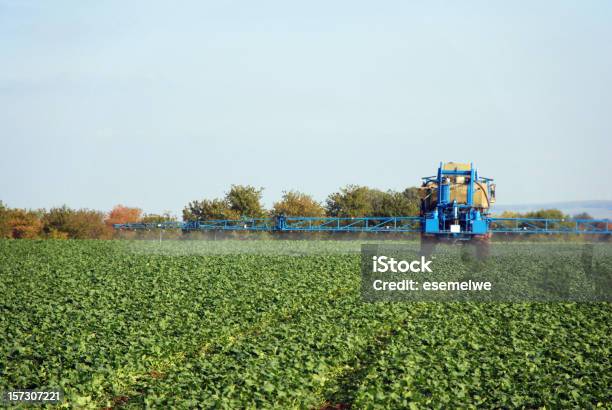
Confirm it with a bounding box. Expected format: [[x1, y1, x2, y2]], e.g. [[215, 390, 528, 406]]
[[114, 162, 611, 250]]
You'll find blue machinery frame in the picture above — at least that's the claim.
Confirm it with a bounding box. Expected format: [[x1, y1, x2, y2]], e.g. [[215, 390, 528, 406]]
[[420, 162, 494, 236], [113, 216, 611, 236], [113, 163, 611, 237]]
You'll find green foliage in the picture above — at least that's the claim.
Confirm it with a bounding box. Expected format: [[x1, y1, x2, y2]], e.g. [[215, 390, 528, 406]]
[[351, 301, 612, 409], [325, 185, 375, 217], [272, 191, 325, 217], [184, 185, 266, 221], [402, 187, 421, 209], [325, 186, 420, 217], [42, 205, 74, 237], [43, 206, 110, 239], [524, 208, 568, 219], [183, 198, 239, 221], [0, 240, 609, 408], [0, 201, 9, 238], [226, 185, 266, 218], [141, 212, 177, 224], [494, 209, 592, 241], [499, 209, 571, 220], [370, 189, 420, 217]]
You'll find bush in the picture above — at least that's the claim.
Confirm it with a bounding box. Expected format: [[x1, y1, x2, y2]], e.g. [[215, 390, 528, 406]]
[[43, 206, 111, 239], [6, 209, 43, 239]]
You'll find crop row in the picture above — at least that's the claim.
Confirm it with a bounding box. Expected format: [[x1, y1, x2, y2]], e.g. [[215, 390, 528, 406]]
[[0, 240, 610, 408]]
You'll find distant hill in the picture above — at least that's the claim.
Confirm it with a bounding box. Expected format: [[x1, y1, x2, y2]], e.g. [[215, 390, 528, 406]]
[[492, 200, 612, 219]]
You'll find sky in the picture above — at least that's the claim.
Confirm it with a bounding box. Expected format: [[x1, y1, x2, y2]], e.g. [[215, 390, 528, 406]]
[[1, 0, 611, 218]]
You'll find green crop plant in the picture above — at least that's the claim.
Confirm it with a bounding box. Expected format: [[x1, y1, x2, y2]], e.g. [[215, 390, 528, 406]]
[[0, 240, 610, 409]]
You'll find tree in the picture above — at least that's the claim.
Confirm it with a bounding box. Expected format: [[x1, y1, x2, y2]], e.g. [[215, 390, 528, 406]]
[[325, 185, 373, 217], [44, 206, 111, 239], [325, 185, 420, 218], [524, 209, 567, 220], [184, 185, 266, 221], [226, 185, 266, 218], [498, 210, 521, 218], [272, 191, 325, 217], [43, 206, 73, 236], [402, 187, 421, 213], [67, 209, 110, 239], [105, 205, 142, 227], [6, 209, 43, 239], [183, 199, 239, 221], [371, 190, 419, 217]]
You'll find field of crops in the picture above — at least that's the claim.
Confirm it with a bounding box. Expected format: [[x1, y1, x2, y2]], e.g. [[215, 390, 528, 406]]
[[1, 240, 610, 409]]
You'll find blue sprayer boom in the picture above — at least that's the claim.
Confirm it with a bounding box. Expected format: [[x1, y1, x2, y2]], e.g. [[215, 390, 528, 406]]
[[114, 162, 611, 238]]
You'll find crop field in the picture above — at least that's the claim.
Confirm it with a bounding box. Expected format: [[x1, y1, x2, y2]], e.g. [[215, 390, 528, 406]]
[[1, 240, 611, 409]]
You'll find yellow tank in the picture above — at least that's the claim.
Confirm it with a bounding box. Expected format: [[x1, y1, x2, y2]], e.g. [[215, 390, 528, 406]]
[[419, 162, 495, 211], [442, 162, 471, 171], [449, 184, 493, 207]]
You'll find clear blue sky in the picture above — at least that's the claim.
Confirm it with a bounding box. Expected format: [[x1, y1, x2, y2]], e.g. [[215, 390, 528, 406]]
[[1, 1, 611, 217]]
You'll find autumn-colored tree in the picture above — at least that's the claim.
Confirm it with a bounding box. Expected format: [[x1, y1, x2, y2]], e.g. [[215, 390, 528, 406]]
[[44, 206, 111, 239], [67, 209, 111, 239], [6, 209, 43, 239], [105, 205, 142, 227], [272, 191, 325, 217]]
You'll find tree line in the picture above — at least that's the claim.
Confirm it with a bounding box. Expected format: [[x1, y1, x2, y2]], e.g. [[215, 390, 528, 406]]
[[182, 185, 421, 221], [0, 203, 173, 239], [0, 185, 420, 239], [0, 184, 595, 239]]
